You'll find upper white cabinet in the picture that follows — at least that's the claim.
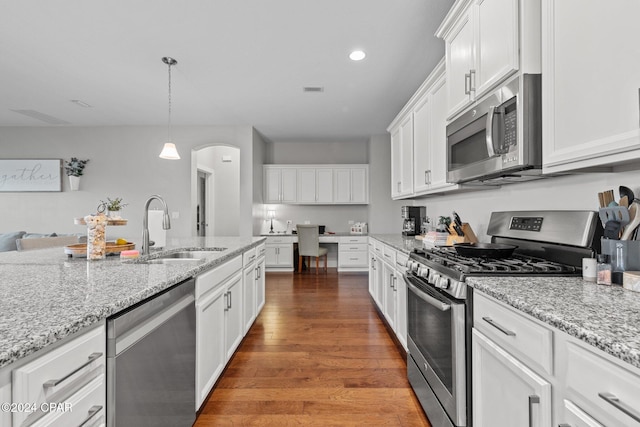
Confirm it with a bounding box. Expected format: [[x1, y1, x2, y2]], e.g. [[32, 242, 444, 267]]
[[436, 0, 539, 119], [388, 60, 459, 199], [334, 166, 368, 204], [541, 0, 640, 174], [265, 165, 368, 205], [264, 166, 297, 203]]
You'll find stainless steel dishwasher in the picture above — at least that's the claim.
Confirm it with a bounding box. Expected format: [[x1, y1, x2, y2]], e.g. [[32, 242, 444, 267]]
[[107, 279, 196, 427]]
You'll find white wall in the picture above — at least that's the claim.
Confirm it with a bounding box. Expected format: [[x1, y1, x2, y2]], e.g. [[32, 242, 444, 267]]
[[413, 165, 640, 242], [196, 145, 240, 236], [0, 125, 256, 240]]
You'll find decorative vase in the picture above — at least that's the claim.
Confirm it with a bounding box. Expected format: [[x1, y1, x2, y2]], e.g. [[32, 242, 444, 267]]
[[69, 175, 80, 191], [85, 214, 107, 260]]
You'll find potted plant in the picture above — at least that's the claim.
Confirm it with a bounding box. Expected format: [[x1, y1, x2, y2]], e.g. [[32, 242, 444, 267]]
[[100, 197, 128, 218], [64, 158, 89, 191]]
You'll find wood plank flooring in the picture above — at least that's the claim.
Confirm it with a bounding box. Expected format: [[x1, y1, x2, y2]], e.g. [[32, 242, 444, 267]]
[[194, 270, 431, 426]]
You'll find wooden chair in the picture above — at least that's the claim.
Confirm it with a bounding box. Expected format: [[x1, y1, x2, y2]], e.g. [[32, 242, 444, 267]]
[[296, 224, 327, 274]]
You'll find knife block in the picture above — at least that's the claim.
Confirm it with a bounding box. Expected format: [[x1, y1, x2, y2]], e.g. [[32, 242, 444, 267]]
[[446, 223, 478, 246]]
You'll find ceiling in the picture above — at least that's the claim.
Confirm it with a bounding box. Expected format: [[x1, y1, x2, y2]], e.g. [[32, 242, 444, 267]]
[[0, 0, 454, 142]]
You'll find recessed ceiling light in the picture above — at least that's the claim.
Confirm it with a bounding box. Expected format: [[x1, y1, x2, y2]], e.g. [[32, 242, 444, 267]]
[[349, 50, 366, 61], [303, 87, 324, 93], [70, 99, 92, 108]]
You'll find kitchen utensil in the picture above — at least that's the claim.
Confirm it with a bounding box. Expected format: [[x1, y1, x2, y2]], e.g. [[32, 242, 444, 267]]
[[619, 196, 629, 207], [598, 192, 605, 208], [621, 201, 640, 240], [603, 220, 622, 239], [602, 190, 615, 207], [453, 242, 517, 258], [598, 206, 630, 226], [453, 224, 464, 237], [620, 186, 635, 203], [452, 211, 463, 227]]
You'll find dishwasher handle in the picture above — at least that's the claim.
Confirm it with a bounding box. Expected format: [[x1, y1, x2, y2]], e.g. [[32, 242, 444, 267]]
[[109, 279, 195, 356]]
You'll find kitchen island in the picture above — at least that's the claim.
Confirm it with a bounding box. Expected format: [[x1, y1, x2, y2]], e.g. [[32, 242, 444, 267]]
[[0, 236, 264, 369]]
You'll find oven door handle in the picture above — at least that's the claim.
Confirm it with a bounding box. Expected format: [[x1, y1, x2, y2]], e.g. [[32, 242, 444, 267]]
[[406, 280, 451, 312]]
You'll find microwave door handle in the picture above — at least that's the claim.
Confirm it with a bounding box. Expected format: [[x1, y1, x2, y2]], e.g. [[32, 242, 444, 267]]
[[485, 105, 498, 157]]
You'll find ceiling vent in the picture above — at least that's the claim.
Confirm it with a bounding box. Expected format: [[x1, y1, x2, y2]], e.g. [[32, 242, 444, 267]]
[[10, 109, 70, 125], [303, 86, 324, 93]]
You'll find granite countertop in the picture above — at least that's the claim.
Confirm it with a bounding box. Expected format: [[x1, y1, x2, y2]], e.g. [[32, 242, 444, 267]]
[[0, 236, 265, 369], [468, 276, 640, 369], [369, 234, 422, 254]]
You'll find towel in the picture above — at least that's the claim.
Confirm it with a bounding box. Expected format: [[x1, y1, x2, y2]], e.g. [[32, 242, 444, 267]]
[[148, 210, 167, 248]]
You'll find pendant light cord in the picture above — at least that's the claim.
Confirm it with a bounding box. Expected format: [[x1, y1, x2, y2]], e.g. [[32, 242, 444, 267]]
[[167, 59, 172, 142]]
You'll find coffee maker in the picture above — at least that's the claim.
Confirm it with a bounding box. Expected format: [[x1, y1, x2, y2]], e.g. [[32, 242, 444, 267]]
[[402, 206, 426, 236]]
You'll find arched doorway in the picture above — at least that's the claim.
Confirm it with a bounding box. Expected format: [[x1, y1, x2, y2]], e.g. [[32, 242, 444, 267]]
[[192, 145, 241, 236]]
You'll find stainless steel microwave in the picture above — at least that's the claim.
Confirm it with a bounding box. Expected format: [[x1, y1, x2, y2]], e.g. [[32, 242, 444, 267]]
[[446, 74, 542, 185]]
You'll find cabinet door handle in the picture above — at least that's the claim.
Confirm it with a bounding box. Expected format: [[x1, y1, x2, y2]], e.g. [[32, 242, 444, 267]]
[[599, 392, 640, 422], [427, 170, 432, 185], [43, 352, 103, 388], [393, 276, 397, 291], [224, 292, 229, 311], [78, 405, 103, 427], [469, 69, 476, 92], [228, 290, 232, 309], [557, 424, 572, 427], [397, 181, 401, 192], [464, 73, 471, 95], [425, 170, 429, 185], [482, 316, 516, 336], [528, 395, 540, 427]]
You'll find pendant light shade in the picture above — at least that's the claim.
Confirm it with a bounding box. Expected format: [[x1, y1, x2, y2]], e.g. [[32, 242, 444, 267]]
[[159, 57, 180, 160], [159, 142, 180, 160]]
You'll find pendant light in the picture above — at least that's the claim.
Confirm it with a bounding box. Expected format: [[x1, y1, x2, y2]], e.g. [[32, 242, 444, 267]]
[[159, 57, 180, 160]]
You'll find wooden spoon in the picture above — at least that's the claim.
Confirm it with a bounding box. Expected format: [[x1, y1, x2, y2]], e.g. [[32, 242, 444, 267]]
[[620, 195, 629, 207], [621, 202, 640, 240]]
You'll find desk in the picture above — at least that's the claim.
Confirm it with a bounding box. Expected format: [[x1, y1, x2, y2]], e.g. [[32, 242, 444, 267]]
[[262, 234, 368, 272]]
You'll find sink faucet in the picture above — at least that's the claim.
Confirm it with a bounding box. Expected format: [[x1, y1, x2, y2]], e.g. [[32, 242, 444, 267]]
[[142, 195, 171, 255]]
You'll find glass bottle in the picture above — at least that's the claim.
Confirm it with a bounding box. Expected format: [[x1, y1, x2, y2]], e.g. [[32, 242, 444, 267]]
[[596, 254, 612, 286]]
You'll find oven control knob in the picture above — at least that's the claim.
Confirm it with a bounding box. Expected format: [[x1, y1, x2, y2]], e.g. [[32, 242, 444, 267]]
[[436, 276, 450, 289], [430, 272, 440, 285], [418, 266, 429, 278]]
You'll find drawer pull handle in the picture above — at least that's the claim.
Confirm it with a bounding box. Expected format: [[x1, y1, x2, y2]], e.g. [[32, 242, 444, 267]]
[[598, 392, 640, 422], [557, 424, 571, 427], [78, 405, 103, 427], [482, 317, 516, 336], [43, 352, 103, 388], [528, 395, 540, 427]]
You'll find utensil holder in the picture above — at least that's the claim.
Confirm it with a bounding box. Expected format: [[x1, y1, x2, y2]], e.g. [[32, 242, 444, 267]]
[[446, 223, 478, 246]]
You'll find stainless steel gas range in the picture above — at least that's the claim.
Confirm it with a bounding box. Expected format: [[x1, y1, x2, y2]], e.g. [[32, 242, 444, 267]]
[[404, 210, 602, 427]]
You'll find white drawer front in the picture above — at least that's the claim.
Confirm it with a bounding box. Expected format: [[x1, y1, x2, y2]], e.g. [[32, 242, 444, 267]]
[[382, 245, 397, 265], [31, 375, 105, 427], [338, 243, 368, 252], [339, 251, 368, 267], [256, 243, 266, 258], [340, 236, 368, 244], [13, 326, 105, 426], [243, 247, 256, 266], [565, 341, 640, 427], [474, 293, 553, 376], [196, 255, 242, 298], [266, 236, 293, 244], [561, 399, 605, 427]]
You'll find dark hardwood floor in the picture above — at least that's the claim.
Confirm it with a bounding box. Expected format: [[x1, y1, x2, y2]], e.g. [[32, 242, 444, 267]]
[[195, 270, 431, 426]]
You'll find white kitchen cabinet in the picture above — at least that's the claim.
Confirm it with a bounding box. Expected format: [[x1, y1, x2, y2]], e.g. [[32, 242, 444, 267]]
[[224, 272, 244, 361], [395, 252, 408, 350], [561, 399, 605, 427], [264, 166, 297, 203], [437, 0, 538, 119], [255, 250, 266, 313], [382, 260, 397, 332], [11, 324, 106, 427], [243, 262, 256, 334], [338, 236, 368, 272], [541, 0, 640, 174], [390, 116, 414, 198], [473, 329, 552, 427], [264, 236, 293, 271], [368, 241, 378, 302], [297, 167, 333, 204], [195, 255, 244, 408], [333, 166, 368, 204]]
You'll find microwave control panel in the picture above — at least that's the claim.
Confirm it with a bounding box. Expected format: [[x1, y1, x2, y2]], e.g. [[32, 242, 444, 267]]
[[510, 216, 543, 232]]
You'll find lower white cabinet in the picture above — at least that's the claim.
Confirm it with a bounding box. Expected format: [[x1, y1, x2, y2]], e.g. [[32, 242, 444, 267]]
[[472, 329, 552, 427], [195, 255, 244, 409], [338, 236, 368, 272], [368, 237, 409, 351], [475, 289, 640, 427], [255, 252, 266, 313], [11, 324, 106, 427], [265, 236, 293, 271], [243, 243, 266, 334]]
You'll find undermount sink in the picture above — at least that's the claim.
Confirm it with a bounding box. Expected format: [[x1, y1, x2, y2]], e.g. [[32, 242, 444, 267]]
[[140, 248, 227, 264]]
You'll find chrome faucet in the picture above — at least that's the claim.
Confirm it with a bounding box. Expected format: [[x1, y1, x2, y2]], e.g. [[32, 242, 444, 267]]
[[142, 195, 171, 255]]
